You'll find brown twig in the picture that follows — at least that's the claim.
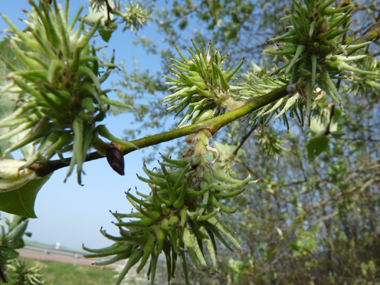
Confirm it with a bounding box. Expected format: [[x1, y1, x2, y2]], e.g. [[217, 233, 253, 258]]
[[0, 266, 7, 283], [232, 123, 257, 156], [295, 272, 303, 285]]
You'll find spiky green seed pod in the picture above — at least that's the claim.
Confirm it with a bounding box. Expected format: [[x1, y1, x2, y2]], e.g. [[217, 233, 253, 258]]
[[0, 0, 132, 184], [163, 40, 245, 128], [258, 0, 380, 126], [84, 130, 258, 285]]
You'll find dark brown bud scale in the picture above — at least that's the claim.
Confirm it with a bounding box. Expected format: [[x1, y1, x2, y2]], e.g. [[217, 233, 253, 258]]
[[106, 142, 125, 176]]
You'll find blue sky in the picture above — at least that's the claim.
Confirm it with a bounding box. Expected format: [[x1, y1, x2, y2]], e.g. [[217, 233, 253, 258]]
[[0, 0, 174, 251]]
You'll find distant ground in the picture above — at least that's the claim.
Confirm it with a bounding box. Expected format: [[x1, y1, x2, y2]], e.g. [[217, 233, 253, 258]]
[[25, 240, 72, 251], [24, 259, 117, 285], [18, 247, 118, 269]]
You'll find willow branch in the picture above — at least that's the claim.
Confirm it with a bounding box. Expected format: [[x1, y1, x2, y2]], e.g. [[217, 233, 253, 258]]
[[33, 85, 289, 177], [119, 86, 288, 154]]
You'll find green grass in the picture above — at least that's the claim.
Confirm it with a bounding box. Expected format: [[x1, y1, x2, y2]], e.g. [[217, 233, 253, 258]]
[[24, 259, 117, 285]]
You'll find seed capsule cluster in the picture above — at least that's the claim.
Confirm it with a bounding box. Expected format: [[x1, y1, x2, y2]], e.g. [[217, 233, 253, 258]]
[[0, 1, 131, 184], [0, 216, 31, 280], [348, 57, 380, 96], [6, 259, 44, 285], [263, 0, 379, 125], [163, 40, 245, 128], [84, 131, 256, 285]]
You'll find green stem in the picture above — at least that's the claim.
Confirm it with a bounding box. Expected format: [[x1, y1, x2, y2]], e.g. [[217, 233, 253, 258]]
[[119, 86, 288, 154]]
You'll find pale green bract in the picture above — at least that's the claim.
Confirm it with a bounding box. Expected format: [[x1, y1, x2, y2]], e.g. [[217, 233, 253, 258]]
[[0, 160, 38, 192]]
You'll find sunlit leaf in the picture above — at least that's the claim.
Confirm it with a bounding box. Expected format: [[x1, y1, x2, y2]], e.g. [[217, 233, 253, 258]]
[[306, 134, 329, 162], [0, 174, 52, 218], [233, 273, 242, 283], [289, 241, 301, 252]]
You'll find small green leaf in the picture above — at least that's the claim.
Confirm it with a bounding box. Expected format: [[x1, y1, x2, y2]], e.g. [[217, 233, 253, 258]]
[[214, 141, 245, 159], [99, 29, 113, 42], [228, 258, 244, 273], [368, 260, 376, 273], [306, 134, 329, 162], [275, 227, 283, 239], [289, 241, 301, 252], [4, 249, 19, 260], [0, 174, 52, 218], [86, 0, 117, 42], [330, 130, 345, 138], [329, 108, 342, 133], [179, 19, 188, 30], [309, 113, 329, 135], [233, 273, 242, 283]]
